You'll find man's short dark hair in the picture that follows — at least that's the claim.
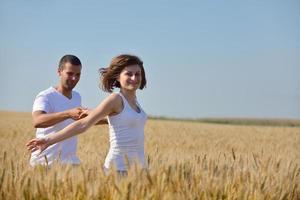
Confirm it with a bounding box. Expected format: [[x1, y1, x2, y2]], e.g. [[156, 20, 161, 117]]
[[58, 55, 82, 69]]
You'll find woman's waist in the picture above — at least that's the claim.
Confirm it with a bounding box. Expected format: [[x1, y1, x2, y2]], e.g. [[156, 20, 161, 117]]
[[109, 132, 144, 144], [108, 144, 144, 154]]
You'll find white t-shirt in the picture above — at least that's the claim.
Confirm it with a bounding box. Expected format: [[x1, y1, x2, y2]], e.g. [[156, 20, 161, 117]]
[[30, 87, 81, 166]]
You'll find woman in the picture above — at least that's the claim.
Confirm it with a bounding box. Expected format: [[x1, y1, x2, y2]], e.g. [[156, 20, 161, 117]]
[[27, 54, 148, 173]]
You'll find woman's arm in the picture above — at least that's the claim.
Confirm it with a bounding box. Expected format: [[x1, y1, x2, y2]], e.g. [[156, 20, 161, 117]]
[[78, 109, 108, 125], [27, 93, 121, 152]]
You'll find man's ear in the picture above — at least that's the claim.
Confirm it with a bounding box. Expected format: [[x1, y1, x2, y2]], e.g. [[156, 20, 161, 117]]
[[57, 67, 62, 76]]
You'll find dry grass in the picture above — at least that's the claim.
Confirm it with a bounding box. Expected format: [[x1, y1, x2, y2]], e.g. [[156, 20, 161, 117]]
[[0, 111, 299, 199]]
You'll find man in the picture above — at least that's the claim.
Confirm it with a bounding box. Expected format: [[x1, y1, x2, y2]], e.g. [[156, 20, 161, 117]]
[[30, 55, 87, 166]]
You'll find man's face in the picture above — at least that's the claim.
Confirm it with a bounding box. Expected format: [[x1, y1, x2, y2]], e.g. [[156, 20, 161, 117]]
[[58, 62, 81, 91]]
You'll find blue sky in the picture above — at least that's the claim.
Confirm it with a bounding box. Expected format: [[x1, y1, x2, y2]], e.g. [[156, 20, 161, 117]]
[[1, 0, 300, 119]]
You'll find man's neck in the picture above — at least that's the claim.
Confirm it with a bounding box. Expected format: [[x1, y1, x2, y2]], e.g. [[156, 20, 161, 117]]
[[55, 85, 72, 99]]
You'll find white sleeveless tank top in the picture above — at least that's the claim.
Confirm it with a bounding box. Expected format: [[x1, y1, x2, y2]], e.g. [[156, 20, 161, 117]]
[[104, 92, 147, 171]]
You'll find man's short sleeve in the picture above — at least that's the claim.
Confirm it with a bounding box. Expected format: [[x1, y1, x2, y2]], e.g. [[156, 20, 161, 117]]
[[32, 94, 51, 113]]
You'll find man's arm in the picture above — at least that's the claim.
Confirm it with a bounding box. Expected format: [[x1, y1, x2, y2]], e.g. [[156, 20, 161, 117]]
[[32, 107, 85, 128]]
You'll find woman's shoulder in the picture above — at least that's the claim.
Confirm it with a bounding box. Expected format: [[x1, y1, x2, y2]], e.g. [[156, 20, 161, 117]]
[[104, 93, 123, 106], [105, 93, 123, 115], [107, 93, 122, 101]]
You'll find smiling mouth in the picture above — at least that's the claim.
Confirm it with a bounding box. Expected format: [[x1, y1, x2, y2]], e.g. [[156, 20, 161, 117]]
[[67, 81, 76, 87], [130, 83, 140, 87]]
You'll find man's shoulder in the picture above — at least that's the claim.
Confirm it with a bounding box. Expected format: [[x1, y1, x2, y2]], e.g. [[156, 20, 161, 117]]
[[36, 87, 56, 97]]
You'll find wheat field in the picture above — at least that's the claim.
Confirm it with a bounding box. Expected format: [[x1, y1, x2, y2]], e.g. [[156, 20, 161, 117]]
[[0, 111, 299, 200]]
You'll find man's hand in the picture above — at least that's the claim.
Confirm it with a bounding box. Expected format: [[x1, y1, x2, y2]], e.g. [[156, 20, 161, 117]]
[[78, 109, 91, 119], [68, 107, 88, 120]]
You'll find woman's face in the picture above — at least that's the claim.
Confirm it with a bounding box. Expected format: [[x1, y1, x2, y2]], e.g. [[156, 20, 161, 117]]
[[118, 64, 142, 91]]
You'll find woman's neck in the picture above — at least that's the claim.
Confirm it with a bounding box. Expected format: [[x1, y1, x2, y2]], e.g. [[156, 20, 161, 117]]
[[120, 89, 136, 102]]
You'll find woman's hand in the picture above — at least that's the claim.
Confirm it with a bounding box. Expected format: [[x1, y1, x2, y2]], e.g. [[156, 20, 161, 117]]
[[26, 138, 50, 153]]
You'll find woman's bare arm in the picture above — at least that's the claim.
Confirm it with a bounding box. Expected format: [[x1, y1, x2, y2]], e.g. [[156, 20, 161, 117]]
[[27, 94, 121, 152]]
